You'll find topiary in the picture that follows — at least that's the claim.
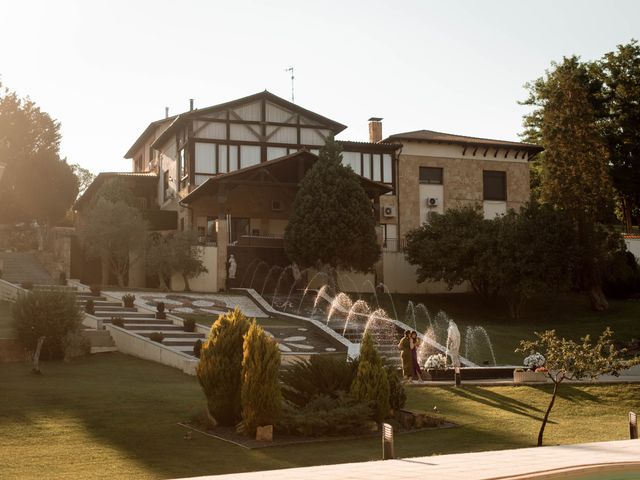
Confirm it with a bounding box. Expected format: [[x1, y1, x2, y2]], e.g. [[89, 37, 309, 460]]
[[13, 290, 83, 360], [183, 318, 196, 332], [350, 332, 390, 423], [156, 302, 166, 319], [84, 299, 95, 315], [122, 294, 136, 308], [239, 321, 281, 436], [196, 307, 251, 426], [90, 284, 101, 296], [111, 315, 125, 327], [385, 365, 406, 413], [149, 331, 164, 343]]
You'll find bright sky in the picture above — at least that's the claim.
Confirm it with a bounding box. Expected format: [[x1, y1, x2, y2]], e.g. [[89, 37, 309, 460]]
[[1, 0, 639, 173]]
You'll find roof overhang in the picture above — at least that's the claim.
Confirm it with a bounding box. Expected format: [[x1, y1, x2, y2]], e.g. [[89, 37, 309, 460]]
[[75, 172, 158, 210]]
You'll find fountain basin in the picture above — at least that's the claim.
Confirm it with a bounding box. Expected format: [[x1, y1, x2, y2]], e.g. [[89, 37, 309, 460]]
[[421, 366, 518, 381]]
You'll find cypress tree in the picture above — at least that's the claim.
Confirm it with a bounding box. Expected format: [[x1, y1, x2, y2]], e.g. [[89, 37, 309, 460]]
[[240, 321, 282, 436], [197, 308, 251, 426], [350, 332, 390, 423]]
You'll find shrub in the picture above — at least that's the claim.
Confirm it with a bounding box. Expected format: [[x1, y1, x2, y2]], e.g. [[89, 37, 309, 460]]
[[385, 365, 406, 412], [183, 318, 196, 332], [84, 299, 95, 315], [13, 290, 83, 360], [350, 332, 390, 423], [90, 285, 101, 296], [156, 302, 166, 319], [122, 293, 136, 308], [196, 307, 251, 426], [111, 315, 125, 327], [62, 330, 90, 361], [239, 321, 281, 436], [523, 352, 546, 370], [58, 271, 67, 285], [280, 355, 358, 407], [602, 250, 640, 299], [424, 353, 447, 370], [21, 281, 34, 290], [194, 339, 203, 358], [278, 394, 372, 437], [149, 332, 164, 343]]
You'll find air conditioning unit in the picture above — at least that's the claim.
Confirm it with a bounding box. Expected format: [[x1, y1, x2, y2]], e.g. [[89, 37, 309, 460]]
[[426, 197, 439, 207], [271, 200, 283, 211], [382, 206, 396, 217]]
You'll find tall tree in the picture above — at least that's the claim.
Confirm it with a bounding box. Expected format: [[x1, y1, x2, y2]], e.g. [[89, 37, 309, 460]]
[[0, 83, 77, 227], [522, 57, 616, 311], [70, 163, 96, 198], [284, 137, 380, 287], [598, 40, 640, 232]]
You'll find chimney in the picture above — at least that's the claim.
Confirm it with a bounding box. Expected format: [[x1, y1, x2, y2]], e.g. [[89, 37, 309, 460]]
[[368, 117, 383, 143], [189, 99, 194, 111], [165, 107, 169, 119]]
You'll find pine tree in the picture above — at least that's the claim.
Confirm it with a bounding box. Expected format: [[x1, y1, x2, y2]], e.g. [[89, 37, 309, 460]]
[[350, 332, 390, 423], [284, 137, 380, 285], [240, 321, 282, 436], [197, 308, 251, 426]]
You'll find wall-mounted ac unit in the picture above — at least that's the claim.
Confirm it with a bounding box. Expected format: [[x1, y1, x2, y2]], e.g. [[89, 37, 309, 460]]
[[426, 197, 439, 207], [383, 206, 396, 217], [271, 200, 283, 211]]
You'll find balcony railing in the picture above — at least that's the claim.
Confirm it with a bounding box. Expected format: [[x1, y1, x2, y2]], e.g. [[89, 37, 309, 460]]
[[382, 238, 406, 252]]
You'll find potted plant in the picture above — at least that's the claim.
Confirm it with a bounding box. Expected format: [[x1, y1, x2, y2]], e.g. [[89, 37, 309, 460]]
[[111, 315, 125, 327], [85, 299, 95, 315], [423, 353, 453, 381], [155, 302, 166, 319], [149, 332, 164, 343], [122, 293, 136, 308], [514, 353, 548, 383], [90, 284, 101, 296], [183, 318, 196, 332]]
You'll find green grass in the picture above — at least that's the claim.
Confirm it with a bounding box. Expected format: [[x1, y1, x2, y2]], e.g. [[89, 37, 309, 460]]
[[0, 353, 638, 480], [0, 300, 16, 338], [358, 292, 640, 364]]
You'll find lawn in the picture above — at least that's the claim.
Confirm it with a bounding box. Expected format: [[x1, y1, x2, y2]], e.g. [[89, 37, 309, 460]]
[[1, 353, 638, 480], [358, 292, 640, 364], [0, 300, 15, 338]]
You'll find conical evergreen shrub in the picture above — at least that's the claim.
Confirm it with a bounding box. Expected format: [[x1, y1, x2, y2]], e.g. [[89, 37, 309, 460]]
[[350, 331, 390, 423], [196, 307, 251, 426], [240, 321, 281, 436]]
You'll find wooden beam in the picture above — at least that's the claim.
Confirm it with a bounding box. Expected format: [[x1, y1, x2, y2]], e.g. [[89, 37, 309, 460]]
[[219, 179, 299, 188], [483, 148, 489, 157], [494, 148, 499, 158], [504, 149, 510, 158], [228, 110, 263, 141], [472, 147, 478, 156], [462, 146, 467, 156]]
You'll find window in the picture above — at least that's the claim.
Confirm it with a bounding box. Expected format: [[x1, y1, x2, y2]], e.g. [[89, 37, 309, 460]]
[[483, 170, 507, 201], [240, 145, 260, 168], [195, 143, 216, 174], [419, 167, 443, 184], [206, 217, 217, 244], [267, 146, 287, 161], [177, 148, 187, 188], [372, 154, 382, 182], [342, 151, 361, 175], [363, 153, 371, 179], [382, 154, 392, 184], [163, 170, 169, 201]]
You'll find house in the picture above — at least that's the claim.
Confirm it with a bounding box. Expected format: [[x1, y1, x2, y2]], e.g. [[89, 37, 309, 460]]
[[79, 90, 543, 293]]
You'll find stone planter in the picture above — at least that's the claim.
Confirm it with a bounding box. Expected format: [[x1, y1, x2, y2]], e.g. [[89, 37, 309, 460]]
[[513, 370, 547, 384]]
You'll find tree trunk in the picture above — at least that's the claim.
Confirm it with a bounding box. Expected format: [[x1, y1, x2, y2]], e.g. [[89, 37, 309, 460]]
[[158, 273, 169, 292], [182, 274, 191, 292], [622, 197, 633, 233], [32, 336, 45, 374], [116, 272, 125, 287], [100, 253, 109, 286], [538, 381, 559, 446], [586, 284, 608, 311]]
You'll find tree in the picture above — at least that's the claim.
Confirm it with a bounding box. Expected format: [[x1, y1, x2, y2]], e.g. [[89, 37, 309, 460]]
[[516, 328, 632, 447], [284, 137, 380, 287], [197, 308, 251, 426], [522, 57, 617, 311], [169, 230, 208, 291], [70, 163, 95, 198], [144, 233, 173, 291], [597, 40, 640, 232], [240, 321, 281, 436], [78, 193, 148, 286], [0, 83, 78, 234], [350, 331, 390, 423]]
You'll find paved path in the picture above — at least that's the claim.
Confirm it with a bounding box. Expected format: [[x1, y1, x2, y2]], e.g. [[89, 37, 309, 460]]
[[178, 439, 640, 480]]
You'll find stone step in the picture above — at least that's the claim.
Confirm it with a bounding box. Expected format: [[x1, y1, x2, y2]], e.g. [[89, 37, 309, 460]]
[[164, 339, 204, 347], [134, 331, 205, 339], [94, 312, 155, 318], [124, 324, 185, 331], [110, 318, 174, 325], [77, 295, 108, 301], [92, 306, 138, 312]]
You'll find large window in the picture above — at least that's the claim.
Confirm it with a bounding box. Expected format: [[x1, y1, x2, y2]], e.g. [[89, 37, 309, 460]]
[[419, 166, 443, 184], [483, 170, 507, 201], [177, 148, 187, 189]]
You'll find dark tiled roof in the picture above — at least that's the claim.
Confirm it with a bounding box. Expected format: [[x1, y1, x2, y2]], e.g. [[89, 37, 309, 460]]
[[75, 171, 158, 210], [384, 129, 543, 152], [124, 118, 175, 159], [337, 140, 402, 152]]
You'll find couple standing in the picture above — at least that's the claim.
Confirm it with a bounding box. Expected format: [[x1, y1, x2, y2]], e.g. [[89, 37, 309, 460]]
[[398, 330, 422, 380]]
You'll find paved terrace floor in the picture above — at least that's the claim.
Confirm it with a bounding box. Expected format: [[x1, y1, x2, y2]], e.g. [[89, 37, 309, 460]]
[[179, 439, 640, 480]]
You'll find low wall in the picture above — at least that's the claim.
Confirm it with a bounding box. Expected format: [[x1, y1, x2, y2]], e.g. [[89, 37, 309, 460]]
[[382, 252, 471, 294], [305, 268, 376, 294], [105, 324, 198, 376], [171, 245, 218, 292], [0, 278, 26, 302], [625, 237, 640, 261]]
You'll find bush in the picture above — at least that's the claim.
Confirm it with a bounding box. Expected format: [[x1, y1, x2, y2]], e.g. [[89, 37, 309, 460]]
[[21, 281, 34, 290], [122, 294, 136, 308], [280, 355, 359, 407], [196, 307, 251, 426], [62, 330, 90, 361], [90, 284, 101, 296], [602, 250, 640, 299], [183, 318, 196, 332], [385, 365, 406, 412], [13, 290, 83, 360], [84, 299, 95, 315], [424, 353, 447, 370], [350, 332, 390, 423], [58, 271, 67, 285], [111, 315, 125, 327], [149, 332, 164, 343], [194, 339, 203, 358], [156, 302, 166, 319], [278, 394, 372, 437], [239, 321, 281, 436]]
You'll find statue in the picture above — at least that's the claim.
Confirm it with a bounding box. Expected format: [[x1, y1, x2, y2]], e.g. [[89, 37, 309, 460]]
[[228, 254, 237, 279]]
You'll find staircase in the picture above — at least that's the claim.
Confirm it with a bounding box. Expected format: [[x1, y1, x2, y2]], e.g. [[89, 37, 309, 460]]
[[0, 252, 55, 285], [76, 292, 205, 358]]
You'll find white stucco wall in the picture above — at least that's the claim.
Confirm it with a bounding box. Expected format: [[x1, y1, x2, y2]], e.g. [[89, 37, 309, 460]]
[[625, 237, 640, 261], [382, 252, 471, 294], [170, 246, 218, 292]]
